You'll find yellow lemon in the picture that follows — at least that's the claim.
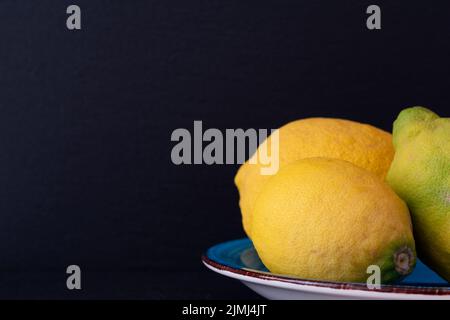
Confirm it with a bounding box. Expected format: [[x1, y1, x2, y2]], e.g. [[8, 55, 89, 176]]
[[251, 158, 416, 283], [235, 118, 394, 237]]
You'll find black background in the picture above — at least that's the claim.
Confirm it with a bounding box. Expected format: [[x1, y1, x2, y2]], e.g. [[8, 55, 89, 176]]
[[0, 0, 448, 299]]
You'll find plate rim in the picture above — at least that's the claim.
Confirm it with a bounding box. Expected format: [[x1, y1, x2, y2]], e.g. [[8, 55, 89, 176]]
[[202, 239, 450, 297]]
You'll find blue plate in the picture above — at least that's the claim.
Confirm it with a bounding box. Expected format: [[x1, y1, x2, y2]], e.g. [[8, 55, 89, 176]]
[[203, 238, 450, 299]]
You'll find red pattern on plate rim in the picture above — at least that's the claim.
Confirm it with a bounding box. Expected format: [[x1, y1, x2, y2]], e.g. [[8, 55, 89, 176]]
[[202, 255, 450, 296]]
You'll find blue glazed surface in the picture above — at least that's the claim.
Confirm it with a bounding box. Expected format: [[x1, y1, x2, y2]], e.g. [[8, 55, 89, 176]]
[[206, 238, 449, 286]]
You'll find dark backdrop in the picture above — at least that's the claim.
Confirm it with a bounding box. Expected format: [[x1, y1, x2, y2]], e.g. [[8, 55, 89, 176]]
[[0, 0, 448, 298]]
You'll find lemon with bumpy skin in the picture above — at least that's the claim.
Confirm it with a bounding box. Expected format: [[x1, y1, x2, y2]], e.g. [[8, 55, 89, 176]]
[[387, 106, 450, 281], [235, 118, 394, 237], [252, 158, 416, 283]]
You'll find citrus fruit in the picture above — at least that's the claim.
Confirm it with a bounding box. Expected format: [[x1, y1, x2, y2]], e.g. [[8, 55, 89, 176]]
[[235, 118, 394, 237], [387, 106, 450, 281], [252, 158, 416, 283]]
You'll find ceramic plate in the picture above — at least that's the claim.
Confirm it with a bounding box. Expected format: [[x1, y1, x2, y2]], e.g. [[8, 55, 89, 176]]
[[202, 238, 450, 300]]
